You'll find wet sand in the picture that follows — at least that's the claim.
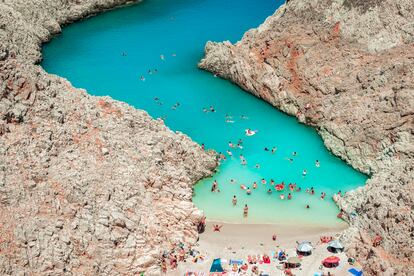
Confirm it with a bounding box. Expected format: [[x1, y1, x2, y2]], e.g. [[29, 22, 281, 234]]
[[168, 221, 362, 275]]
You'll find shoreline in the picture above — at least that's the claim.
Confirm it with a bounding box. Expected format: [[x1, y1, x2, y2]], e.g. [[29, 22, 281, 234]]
[[169, 221, 355, 275]]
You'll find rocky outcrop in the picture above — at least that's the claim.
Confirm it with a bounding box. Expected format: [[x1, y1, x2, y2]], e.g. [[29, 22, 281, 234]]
[[0, 0, 217, 275], [199, 0, 414, 274]]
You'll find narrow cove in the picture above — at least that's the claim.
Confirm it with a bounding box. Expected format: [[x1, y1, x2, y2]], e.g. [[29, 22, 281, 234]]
[[41, 0, 367, 227]]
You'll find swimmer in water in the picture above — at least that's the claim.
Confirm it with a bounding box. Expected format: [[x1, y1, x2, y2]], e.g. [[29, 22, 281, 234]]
[[229, 141, 235, 148], [211, 180, 218, 192], [321, 192, 326, 200], [264, 147, 270, 151], [172, 53, 177, 57], [232, 195, 237, 206], [238, 138, 243, 145], [230, 179, 235, 184], [261, 178, 266, 185], [140, 76, 145, 81], [310, 187, 315, 195], [288, 193, 292, 200], [253, 182, 258, 189], [315, 160, 320, 167], [237, 143, 243, 149], [279, 194, 285, 200], [270, 179, 275, 185], [286, 157, 294, 163], [160, 54, 165, 60], [306, 204, 310, 209], [244, 204, 249, 217], [148, 69, 152, 75], [255, 164, 260, 169], [292, 151, 297, 156], [302, 169, 307, 177], [239, 154, 244, 160], [209, 106, 216, 112], [226, 150, 233, 157], [267, 189, 272, 194], [203, 107, 208, 113], [246, 188, 251, 195], [241, 159, 247, 166], [271, 147, 277, 154]]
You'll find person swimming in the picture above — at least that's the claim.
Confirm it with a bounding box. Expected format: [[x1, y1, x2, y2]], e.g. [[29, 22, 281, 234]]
[[321, 192, 326, 200], [253, 182, 258, 189], [315, 160, 320, 167], [160, 54, 165, 60], [226, 150, 233, 157], [267, 189, 272, 194], [238, 138, 243, 145], [229, 141, 235, 148], [288, 193, 292, 200], [230, 179, 235, 184], [310, 187, 315, 195], [261, 178, 266, 185], [271, 147, 277, 154], [209, 106, 216, 112], [202, 107, 208, 113], [243, 204, 249, 217], [246, 187, 251, 195], [302, 169, 307, 177], [279, 194, 285, 200], [306, 204, 310, 209], [211, 180, 218, 192], [292, 151, 297, 156], [255, 164, 260, 169], [241, 159, 247, 166], [140, 75, 145, 81], [232, 195, 237, 206], [264, 147, 270, 151], [237, 143, 243, 149]]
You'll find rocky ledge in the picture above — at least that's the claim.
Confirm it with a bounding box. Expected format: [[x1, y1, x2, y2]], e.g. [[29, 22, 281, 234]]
[[199, 0, 413, 274], [0, 0, 217, 275]]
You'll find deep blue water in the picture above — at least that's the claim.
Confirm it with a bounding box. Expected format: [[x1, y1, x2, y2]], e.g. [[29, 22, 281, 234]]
[[42, 0, 367, 226]]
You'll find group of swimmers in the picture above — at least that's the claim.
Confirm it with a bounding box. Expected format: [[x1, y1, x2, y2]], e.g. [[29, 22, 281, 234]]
[[210, 176, 342, 214]]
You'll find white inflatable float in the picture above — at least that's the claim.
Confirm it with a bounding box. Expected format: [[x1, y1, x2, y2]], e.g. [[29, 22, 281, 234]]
[[245, 129, 258, 136]]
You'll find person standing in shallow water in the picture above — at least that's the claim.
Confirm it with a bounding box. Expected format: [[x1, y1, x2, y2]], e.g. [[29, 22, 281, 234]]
[[232, 195, 237, 206], [244, 204, 249, 217]]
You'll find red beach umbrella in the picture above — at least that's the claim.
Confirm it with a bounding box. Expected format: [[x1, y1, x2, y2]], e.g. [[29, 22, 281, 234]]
[[322, 256, 340, 266]]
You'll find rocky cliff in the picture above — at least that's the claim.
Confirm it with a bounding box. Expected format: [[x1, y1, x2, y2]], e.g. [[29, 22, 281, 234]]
[[0, 0, 217, 275], [199, 0, 414, 274]]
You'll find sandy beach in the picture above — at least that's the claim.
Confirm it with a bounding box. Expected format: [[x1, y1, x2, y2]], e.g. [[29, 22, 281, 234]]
[[168, 221, 362, 275]]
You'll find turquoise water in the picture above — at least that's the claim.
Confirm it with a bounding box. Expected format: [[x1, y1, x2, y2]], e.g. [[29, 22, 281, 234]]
[[42, 0, 367, 226]]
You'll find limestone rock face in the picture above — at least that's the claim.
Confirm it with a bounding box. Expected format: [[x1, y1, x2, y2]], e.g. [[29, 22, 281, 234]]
[[199, 0, 414, 274], [0, 0, 217, 275]]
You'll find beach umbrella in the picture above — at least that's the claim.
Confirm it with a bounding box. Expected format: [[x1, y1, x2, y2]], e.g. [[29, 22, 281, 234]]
[[323, 256, 340, 265], [287, 256, 301, 264], [328, 240, 344, 250], [297, 242, 313, 253]]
